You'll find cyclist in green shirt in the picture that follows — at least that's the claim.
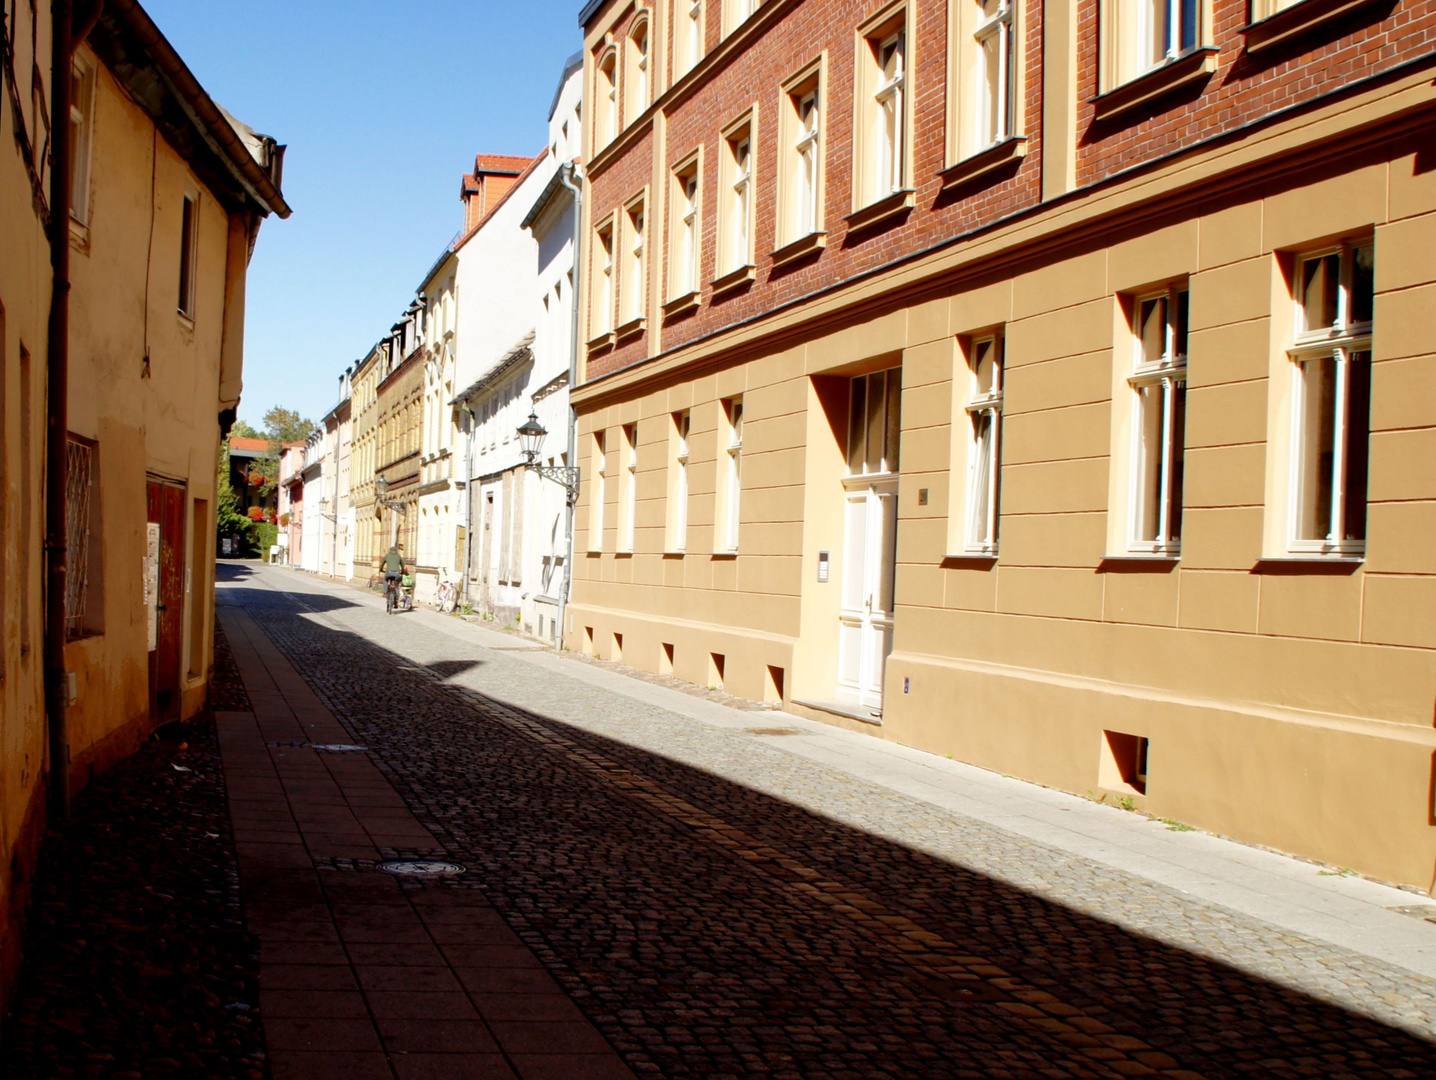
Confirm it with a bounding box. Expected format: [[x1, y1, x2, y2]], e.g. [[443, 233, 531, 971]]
[[382, 546, 405, 609]]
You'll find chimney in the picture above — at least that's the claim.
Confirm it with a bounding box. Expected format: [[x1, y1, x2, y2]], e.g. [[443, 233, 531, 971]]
[[459, 154, 533, 236]]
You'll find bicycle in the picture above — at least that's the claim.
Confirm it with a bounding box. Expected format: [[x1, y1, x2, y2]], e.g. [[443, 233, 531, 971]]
[[436, 579, 458, 614], [384, 574, 400, 614]]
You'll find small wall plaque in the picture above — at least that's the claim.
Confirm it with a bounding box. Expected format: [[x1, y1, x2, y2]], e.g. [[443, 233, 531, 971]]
[[817, 550, 830, 582]]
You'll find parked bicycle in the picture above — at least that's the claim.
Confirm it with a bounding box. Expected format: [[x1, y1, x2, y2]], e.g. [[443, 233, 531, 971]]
[[435, 579, 458, 614]]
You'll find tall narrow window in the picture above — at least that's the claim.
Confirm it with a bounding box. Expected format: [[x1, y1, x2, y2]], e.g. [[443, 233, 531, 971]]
[[672, 411, 690, 551], [1128, 287, 1187, 554], [1289, 242, 1374, 555], [722, 126, 753, 273], [671, 161, 701, 298], [64, 435, 102, 638], [178, 194, 198, 317], [597, 52, 618, 147], [590, 431, 607, 550], [873, 32, 905, 198], [678, 0, 705, 76], [973, 0, 1014, 148], [722, 399, 743, 551], [725, 0, 756, 35], [626, 21, 650, 122], [790, 86, 821, 240], [965, 335, 1003, 553], [624, 201, 646, 325], [621, 423, 638, 552], [594, 220, 615, 336], [70, 58, 96, 225]]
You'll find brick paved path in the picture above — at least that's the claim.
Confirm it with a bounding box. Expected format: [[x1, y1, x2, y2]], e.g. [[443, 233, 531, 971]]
[[218, 563, 1436, 1080]]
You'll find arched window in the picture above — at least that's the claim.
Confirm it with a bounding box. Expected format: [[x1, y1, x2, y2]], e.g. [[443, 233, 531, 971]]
[[596, 50, 619, 148], [625, 20, 650, 124]]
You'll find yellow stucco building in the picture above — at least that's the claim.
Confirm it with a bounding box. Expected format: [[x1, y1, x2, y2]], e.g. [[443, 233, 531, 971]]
[[570, 0, 1436, 889], [0, 1, 287, 1006]]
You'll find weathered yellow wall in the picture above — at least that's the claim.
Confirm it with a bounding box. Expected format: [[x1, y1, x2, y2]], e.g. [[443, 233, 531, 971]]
[[569, 135, 1436, 888], [59, 48, 243, 780], [0, 0, 55, 1010]]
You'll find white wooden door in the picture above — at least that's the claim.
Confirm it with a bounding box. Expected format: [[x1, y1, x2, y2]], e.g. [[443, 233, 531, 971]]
[[837, 478, 898, 712]]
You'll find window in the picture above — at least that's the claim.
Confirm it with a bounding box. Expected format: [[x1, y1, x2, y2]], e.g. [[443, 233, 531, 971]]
[[65, 434, 102, 638], [719, 399, 743, 551], [596, 51, 618, 148], [847, 368, 902, 476], [1288, 242, 1374, 555], [593, 218, 615, 337], [590, 430, 607, 550], [621, 423, 638, 552], [669, 411, 691, 551], [971, 0, 1015, 150], [1105, 0, 1198, 87], [724, 0, 756, 36], [778, 65, 824, 247], [70, 57, 96, 226], [964, 335, 1003, 553], [670, 157, 701, 299], [178, 194, 198, 317], [1128, 287, 1187, 554], [855, 7, 910, 208], [622, 199, 646, 326], [719, 120, 754, 275], [626, 20, 650, 124], [676, 0, 705, 77]]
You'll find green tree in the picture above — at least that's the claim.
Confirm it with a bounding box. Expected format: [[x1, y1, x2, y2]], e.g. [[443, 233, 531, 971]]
[[230, 419, 262, 439], [215, 443, 255, 555], [248, 406, 317, 496]]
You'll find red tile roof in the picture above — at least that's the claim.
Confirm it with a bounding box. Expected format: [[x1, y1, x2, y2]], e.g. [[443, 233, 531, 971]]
[[472, 153, 533, 175], [228, 436, 269, 451], [453, 149, 549, 254]]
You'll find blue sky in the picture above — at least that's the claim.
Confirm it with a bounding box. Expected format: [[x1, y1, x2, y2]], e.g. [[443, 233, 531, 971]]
[[142, 0, 583, 430]]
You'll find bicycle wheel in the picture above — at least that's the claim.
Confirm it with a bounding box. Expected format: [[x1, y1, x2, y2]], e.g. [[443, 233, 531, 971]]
[[386, 586, 394, 614]]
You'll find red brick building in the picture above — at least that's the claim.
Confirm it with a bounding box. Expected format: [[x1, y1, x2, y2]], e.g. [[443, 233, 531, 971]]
[[568, 0, 1436, 889]]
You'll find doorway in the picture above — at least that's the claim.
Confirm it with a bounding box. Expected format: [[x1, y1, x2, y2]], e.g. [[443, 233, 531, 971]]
[[146, 479, 186, 723], [835, 366, 901, 715]]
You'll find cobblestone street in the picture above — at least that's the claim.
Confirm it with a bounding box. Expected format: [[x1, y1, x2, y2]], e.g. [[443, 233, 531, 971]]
[[218, 562, 1436, 1080]]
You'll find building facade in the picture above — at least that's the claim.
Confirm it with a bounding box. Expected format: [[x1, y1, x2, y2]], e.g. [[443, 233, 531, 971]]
[[571, 0, 1436, 888], [1, 0, 287, 1010], [350, 348, 382, 578], [323, 368, 354, 579], [415, 250, 463, 607], [374, 314, 425, 563]]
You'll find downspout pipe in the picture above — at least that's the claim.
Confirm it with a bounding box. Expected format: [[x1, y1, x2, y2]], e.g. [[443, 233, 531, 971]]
[[45, 0, 75, 819], [554, 162, 583, 653]]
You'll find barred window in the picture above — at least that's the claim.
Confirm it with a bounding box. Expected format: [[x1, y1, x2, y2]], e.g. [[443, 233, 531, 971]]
[[65, 435, 101, 638]]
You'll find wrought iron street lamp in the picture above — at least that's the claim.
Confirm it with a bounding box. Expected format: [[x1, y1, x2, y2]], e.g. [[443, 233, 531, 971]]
[[517, 412, 579, 503]]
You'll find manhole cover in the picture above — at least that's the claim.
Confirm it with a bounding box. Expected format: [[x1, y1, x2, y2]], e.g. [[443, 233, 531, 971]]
[[312, 744, 368, 752], [377, 860, 467, 877], [747, 727, 802, 736]]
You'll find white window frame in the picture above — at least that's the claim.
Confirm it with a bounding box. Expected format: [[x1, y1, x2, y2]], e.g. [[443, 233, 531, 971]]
[[720, 121, 755, 274], [622, 423, 638, 552], [593, 218, 615, 336], [973, 0, 1014, 148], [1126, 286, 1187, 555], [964, 334, 1003, 554], [627, 19, 650, 124], [1105, 0, 1199, 88], [792, 87, 820, 239], [678, 0, 705, 76], [590, 430, 607, 551], [670, 156, 702, 300], [69, 55, 97, 227], [723, 400, 743, 552], [873, 31, 905, 199], [596, 51, 618, 149], [672, 411, 691, 551], [1286, 241, 1374, 557], [724, 0, 756, 36], [624, 200, 646, 324]]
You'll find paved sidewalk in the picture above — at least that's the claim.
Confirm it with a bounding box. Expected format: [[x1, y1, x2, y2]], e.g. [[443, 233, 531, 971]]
[[218, 597, 637, 1080]]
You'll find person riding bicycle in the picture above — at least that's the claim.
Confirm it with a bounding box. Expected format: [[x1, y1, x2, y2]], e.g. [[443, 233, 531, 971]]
[[381, 546, 405, 599]]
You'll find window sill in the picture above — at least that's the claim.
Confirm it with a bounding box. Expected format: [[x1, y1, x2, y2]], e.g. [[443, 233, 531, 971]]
[[710, 263, 757, 298], [586, 330, 616, 349], [939, 136, 1028, 190], [941, 552, 998, 568], [1090, 48, 1220, 122], [1100, 554, 1180, 573], [614, 315, 647, 341], [1254, 555, 1363, 574], [663, 290, 701, 317], [712, 549, 738, 559], [844, 188, 915, 234], [770, 230, 827, 267], [68, 216, 90, 252], [1242, 0, 1382, 52]]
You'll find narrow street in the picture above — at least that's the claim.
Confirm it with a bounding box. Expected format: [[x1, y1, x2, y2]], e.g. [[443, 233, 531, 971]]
[[212, 562, 1436, 1080]]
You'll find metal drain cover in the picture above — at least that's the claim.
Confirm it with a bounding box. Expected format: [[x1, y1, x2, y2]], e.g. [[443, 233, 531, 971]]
[[378, 860, 467, 877], [312, 744, 368, 752]]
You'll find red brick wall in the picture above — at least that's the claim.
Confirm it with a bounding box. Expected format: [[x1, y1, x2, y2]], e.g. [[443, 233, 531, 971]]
[[1076, 0, 1435, 184], [585, 0, 1045, 380]]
